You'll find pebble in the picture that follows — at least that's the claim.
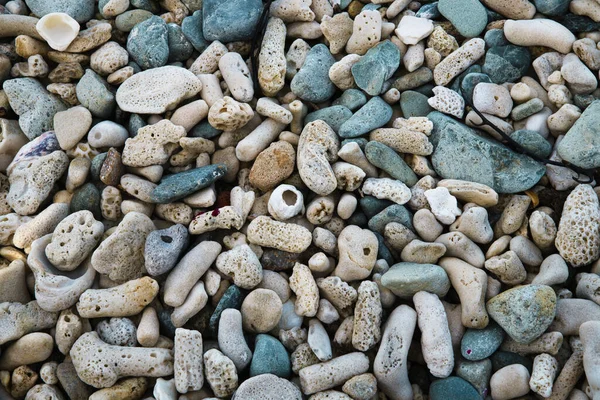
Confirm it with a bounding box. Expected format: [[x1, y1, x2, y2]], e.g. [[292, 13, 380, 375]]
[[202, 0, 262, 42], [291, 44, 336, 103], [438, 0, 487, 38], [250, 334, 291, 378], [339, 96, 392, 138], [126, 16, 169, 70], [381, 262, 450, 298], [144, 224, 188, 276], [461, 321, 505, 361]]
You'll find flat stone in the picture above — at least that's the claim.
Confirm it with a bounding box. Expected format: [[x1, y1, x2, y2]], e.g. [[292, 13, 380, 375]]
[[25, 0, 95, 23], [126, 15, 169, 70], [150, 164, 227, 203], [557, 100, 600, 168], [339, 96, 392, 138], [351, 40, 400, 96], [291, 44, 336, 103], [461, 321, 505, 361], [182, 10, 209, 52], [429, 111, 546, 193], [115, 10, 153, 32], [429, 377, 481, 400], [368, 204, 413, 233], [76, 69, 115, 118], [305, 106, 352, 133], [438, 0, 487, 38], [533, 0, 570, 16], [400, 90, 433, 117], [510, 130, 551, 158], [484, 29, 509, 48], [380, 262, 450, 298], [482, 45, 531, 84], [365, 141, 418, 186], [487, 285, 557, 344], [234, 374, 302, 399], [203, 0, 262, 42], [145, 224, 189, 276], [250, 334, 291, 378], [333, 89, 367, 111]]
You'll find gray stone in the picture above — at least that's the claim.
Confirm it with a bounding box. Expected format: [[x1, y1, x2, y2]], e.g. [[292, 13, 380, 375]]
[[365, 141, 418, 186], [333, 89, 367, 111], [304, 106, 352, 133], [380, 262, 451, 298], [96, 318, 137, 346], [167, 23, 194, 62], [203, 0, 263, 42], [182, 10, 209, 52], [145, 224, 189, 276], [127, 15, 169, 70], [510, 129, 551, 159], [339, 96, 392, 138], [291, 44, 336, 103], [557, 100, 600, 168], [25, 0, 95, 23], [351, 40, 400, 96], [76, 70, 115, 119]]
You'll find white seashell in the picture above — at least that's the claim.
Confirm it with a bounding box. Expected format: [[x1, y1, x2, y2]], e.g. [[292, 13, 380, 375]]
[[36, 13, 80, 51]]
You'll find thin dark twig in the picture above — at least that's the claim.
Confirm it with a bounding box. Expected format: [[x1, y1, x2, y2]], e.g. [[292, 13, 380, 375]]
[[463, 99, 595, 184], [250, 0, 273, 96]]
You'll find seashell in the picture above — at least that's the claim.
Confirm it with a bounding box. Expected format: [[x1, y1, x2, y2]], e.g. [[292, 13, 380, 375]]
[[36, 13, 80, 52]]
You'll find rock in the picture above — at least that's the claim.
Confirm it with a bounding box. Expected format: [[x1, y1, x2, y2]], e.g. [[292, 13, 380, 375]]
[[429, 377, 480, 400], [76, 69, 115, 118], [429, 111, 545, 193], [433, 38, 485, 86], [203, 0, 262, 42], [438, 0, 487, 38], [167, 24, 194, 63], [557, 100, 600, 169], [472, 83, 512, 118], [351, 40, 400, 96], [250, 334, 291, 378], [127, 16, 169, 70], [96, 318, 137, 347], [151, 164, 227, 203], [333, 225, 378, 281], [305, 106, 352, 133], [25, 0, 95, 23], [365, 141, 418, 186], [482, 45, 531, 84], [122, 119, 186, 167], [204, 349, 238, 397], [461, 321, 504, 361], [70, 183, 101, 218], [534, 0, 570, 15], [339, 97, 392, 138], [53, 106, 92, 150], [3, 78, 67, 140], [144, 224, 188, 276], [381, 262, 450, 298], [291, 44, 336, 103], [233, 374, 302, 399], [487, 285, 557, 344], [333, 88, 367, 111], [511, 130, 552, 158], [209, 285, 245, 336], [115, 10, 153, 32], [427, 86, 465, 118], [395, 16, 433, 45], [182, 10, 208, 52], [400, 90, 433, 117], [217, 244, 263, 289]]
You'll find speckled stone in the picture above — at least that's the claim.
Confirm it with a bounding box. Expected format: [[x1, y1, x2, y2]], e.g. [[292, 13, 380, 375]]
[[438, 0, 487, 38], [203, 0, 262, 42], [339, 97, 392, 138], [461, 321, 505, 361], [305, 106, 352, 133], [291, 44, 336, 103], [511, 130, 551, 158], [115, 10, 153, 32], [250, 334, 291, 378], [167, 23, 194, 63], [380, 262, 450, 298], [127, 15, 169, 70], [145, 224, 189, 276], [70, 183, 101, 219], [534, 0, 570, 16], [99, 148, 124, 186], [150, 164, 227, 203], [558, 100, 600, 169], [491, 351, 533, 373], [365, 141, 418, 186], [333, 89, 367, 111], [460, 73, 492, 102], [190, 120, 222, 138], [368, 204, 413, 233], [24, 0, 95, 22], [182, 10, 209, 52], [400, 91, 433, 118], [484, 29, 509, 48], [208, 285, 244, 336], [429, 111, 545, 193], [487, 285, 557, 344], [482, 45, 531, 84], [456, 359, 493, 397], [351, 40, 400, 96], [429, 377, 481, 400], [76, 69, 115, 119]]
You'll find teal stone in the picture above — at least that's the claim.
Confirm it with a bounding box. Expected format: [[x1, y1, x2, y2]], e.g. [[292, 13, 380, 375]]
[[24, 0, 94, 23], [484, 29, 509, 48], [456, 359, 493, 397], [150, 164, 227, 203], [511, 130, 551, 159], [393, 67, 433, 91], [487, 285, 557, 344], [450, 64, 481, 95], [400, 91, 432, 117], [368, 204, 414, 233], [131, 0, 160, 12], [347, 211, 367, 227], [202, 0, 262, 42], [438, 0, 487, 38], [167, 23, 194, 62], [362, 3, 381, 10], [352, 40, 401, 96], [250, 334, 291, 378], [341, 138, 368, 150], [291, 44, 336, 103], [128, 62, 142, 74], [333, 89, 367, 111], [534, 0, 570, 16], [374, 232, 394, 265], [339, 97, 392, 138], [557, 100, 600, 168], [460, 73, 492, 102], [2, 78, 67, 140], [429, 377, 480, 400], [416, 2, 441, 18], [428, 111, 546, 193], [412, 83, 435, 97], [128, 114, 146, 136], [115, 10, 153, 32], [339, 0, 351, 8], [461, 321, 505, 361], [90, 152, 108, 181], [127, 16, 169, 70], [208, 285, 244, 337], [482, 45, 531, 84], [562, 14, 600, 33], [574, 93, 595, 110], [486, 8, 503, 21], [491, 351, 533, 373], [190, 120, 222, 138], [181, 0, 202, 12], [305, 106, 352, 133], [70, 183, 101, 219], [365, 141, 418, 186], [76, 70, 115, 119], [511, 98, 544, 121], [182, 10, 209, 52], [381, 263, 451, 298], [359, 196, 393, 219]]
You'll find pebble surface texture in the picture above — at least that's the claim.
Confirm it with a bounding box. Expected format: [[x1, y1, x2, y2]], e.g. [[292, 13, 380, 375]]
[[2, 0, 600, 399]]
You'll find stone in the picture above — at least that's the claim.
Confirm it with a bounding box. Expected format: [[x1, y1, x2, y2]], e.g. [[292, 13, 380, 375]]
[[321, 13, 353, 55], [333, 225, 378, 281], [70, 183, 101, 218], [258, 18, 286, 97], [203, 0, 262, 42], [90, 41, 128, 76], [333, 89, 367, 111], [181, 10, 208, 52], [3, 78, 67, 140], [305, 106, 352, 133], [204, 349, 238, 397], [381, 262, 450, 298], [250, 334, 291, 378], [429, 377, 481, 400], [473, 82, 513, 118], [116, 66, 202, 114], [25, 0, 95, 22], [487, 285, 557, 344], [144, 224, 188, 276], [433, 38, 486, 86], [557, 100, 600, 169], [232, 374, 302, 399], [482, 45, 531, 84], [151, 164, 227, 203], [127, 16, 169, 69], [429, 111, 545, 193], [115, 9, 153, 32], [167, 23, 194, 62], [96, 318, 137, 347], [534, 0, 570, 15], [76, 69, 115, 118], [461, 321, 504, 361], [122, 119, 186, 167], [511, 130, 552, 158], [395, 16, 433, 45], [504, 19, 576, 54], [427, 86, 465, 118], [400, 90, 433, 117], [291, 44, 336, 103], [339, 97, 392, 138], [365, 141, 418, 186], [438, 0, 487, 38], [346, 10, 381, 55], [218, 308, 252, 371], [351, 40, 400, 96], [53, 106, 92, 150], [208, 285, 244, 335]]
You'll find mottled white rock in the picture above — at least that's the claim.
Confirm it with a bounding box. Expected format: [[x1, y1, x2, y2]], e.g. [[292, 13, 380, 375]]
[[395, 16, 433, 45]]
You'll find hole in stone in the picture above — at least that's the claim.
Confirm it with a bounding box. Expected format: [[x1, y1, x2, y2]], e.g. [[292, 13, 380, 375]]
[[161, 235, 173, 243], [363, 247, 371, 256], [282, 190, 297, 206]]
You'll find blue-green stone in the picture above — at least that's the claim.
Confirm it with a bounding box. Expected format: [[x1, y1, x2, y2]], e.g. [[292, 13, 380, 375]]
[[127, 16, 169, 70], [491, 351, 533, 373], [115, 10, 153, 32], [333, 89, 367, 111], [305, 106, 352, 133], [203, 0, 262, 42], [359, 196, 393, 219], [182, 10, 209, 52], [208, 285, 244, 336], [250, 334, 291, 378], [76, 69, 115, 119], [150, 164, 227, 203], [429, 377, 480, 400], [381, 263, 451, 298], [460, 73, 492, 103], [461, 321, 505, 361], [484, 29, 509, 48], [511, 129, 552, 159], [339, 97, 392, 138], [400, 91, 433, 118], [368, 204, 414, 233], [534, 0, 570, 16], [438, 0, 487, 38], [291, 44, 336, 103], [557, 100, 600, 168], [70, 183, 101, 219], [352, 40, 401, 96], [167, 23, 194, 62], [365, 141, 418, 186], [482, 45, 531, 84], [190, 120, 222, 138], [25, 0, 95, 22]]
